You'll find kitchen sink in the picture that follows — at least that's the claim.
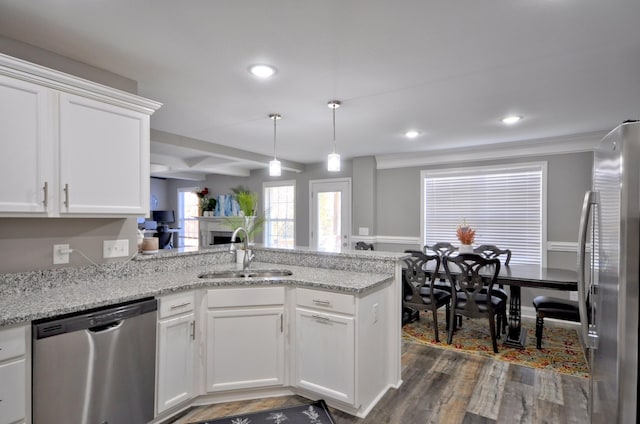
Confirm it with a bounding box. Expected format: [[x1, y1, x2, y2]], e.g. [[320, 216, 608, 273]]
[[198, 269, 293, 279]]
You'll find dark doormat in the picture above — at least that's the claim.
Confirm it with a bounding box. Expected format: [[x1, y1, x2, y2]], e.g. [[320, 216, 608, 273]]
[[191, 399, 336, 424]]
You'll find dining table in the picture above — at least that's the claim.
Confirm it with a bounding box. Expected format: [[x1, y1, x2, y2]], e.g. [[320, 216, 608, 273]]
[[424, 261, 578, 349], [495, 264, 577, 348]]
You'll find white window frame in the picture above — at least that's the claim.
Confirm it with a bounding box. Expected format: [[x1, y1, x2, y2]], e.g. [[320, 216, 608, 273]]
[[420, 162, 548, 266], [263, 180, 296, 248]]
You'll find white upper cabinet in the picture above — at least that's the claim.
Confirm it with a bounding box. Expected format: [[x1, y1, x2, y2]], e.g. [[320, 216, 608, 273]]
[[59, 93, 149, 214], [0, 53, 161, 217], [0, 74, 53, 214]]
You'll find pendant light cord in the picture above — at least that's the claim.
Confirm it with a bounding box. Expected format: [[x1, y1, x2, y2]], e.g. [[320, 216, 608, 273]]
[[273, 115, 277, 159], [332, 105, 336, 153]]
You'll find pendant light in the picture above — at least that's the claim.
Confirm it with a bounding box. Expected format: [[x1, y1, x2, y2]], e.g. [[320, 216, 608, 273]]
[[327, 100, 341, 172], [269, 113, 282, 176]]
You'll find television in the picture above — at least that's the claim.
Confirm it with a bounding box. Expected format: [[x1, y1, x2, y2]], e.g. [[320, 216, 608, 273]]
[[152, 210, 175, 225]]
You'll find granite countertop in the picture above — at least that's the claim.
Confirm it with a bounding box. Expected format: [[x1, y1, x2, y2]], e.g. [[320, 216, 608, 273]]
[[0, 261, 394, 327]]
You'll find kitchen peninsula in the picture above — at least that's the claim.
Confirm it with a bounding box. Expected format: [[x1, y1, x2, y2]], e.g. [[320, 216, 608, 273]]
[[0, 246, 407, 423]]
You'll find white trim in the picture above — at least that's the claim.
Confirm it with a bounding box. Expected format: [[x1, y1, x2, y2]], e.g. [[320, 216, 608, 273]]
[[0, 53, 162, 115], [547, 241, 578, 252], [376, 131, 602, 170], [263, 180, 296, 247]]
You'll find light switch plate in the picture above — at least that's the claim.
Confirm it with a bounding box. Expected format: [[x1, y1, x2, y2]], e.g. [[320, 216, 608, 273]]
[[358, 227, 369, 236], [103, 239, 129, 258]]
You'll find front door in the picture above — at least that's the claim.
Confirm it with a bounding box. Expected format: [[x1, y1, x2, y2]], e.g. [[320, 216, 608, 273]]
[[309, 178, 351, 252]]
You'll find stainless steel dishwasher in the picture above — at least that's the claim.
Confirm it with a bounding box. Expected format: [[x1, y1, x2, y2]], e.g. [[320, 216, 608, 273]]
[[32, 297, 157, 424]]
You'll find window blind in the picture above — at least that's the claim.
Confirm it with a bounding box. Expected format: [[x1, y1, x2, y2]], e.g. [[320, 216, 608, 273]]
[[422, 164, 545, 264]]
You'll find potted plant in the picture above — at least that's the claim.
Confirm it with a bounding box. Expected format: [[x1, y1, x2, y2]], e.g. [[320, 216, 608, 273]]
[[224, 185, 265, 244], [456, 220, 476, 253]]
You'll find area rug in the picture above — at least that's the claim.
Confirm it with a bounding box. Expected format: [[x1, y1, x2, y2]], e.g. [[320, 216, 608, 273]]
[[402, 311, 589, 378], [191, 399, 335, 424]]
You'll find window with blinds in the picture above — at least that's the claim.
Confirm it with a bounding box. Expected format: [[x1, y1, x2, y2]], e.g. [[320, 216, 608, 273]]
[[421, 163, 547, 265]]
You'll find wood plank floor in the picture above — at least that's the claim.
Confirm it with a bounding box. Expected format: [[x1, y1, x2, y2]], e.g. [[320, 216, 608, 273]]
[[170, 341, 589, 424]]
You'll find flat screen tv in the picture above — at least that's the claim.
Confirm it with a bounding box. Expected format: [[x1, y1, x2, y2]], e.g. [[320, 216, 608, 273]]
[[152, 210, 175, 225]]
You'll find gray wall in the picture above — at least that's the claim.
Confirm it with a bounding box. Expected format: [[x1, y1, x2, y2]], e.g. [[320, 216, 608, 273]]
[[164, 161, 354, 248], [352, 157, 377, 237], [0, 35, 137, 94], [376, 152, 593, 256]]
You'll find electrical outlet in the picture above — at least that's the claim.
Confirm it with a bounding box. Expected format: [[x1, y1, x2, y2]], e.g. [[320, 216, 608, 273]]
[[103, 239, 129, 258], [371, 303, 379, 324], [53, 244, 70, 265]]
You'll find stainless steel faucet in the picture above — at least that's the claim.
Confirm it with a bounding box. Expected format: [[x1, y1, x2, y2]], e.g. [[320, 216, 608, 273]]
[[230, 226, 255, 272]]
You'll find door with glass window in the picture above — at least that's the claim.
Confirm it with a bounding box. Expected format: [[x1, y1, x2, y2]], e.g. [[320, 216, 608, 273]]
[[309, 179, 351, 252]]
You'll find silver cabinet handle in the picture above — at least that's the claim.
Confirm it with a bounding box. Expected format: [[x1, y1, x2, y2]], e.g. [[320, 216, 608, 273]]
[[311, 314, 331, 323], [170, 302, 191, 310], [312, 299, 331, 306], [190, 320, 196, 340], [63, 183, 69, 208], [280, 314, 283, 333], [42, 181, 48, 207]]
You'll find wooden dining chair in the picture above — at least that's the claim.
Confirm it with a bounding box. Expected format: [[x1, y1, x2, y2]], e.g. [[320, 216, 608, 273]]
[[402, 250, 451, 342], [425, 242, 461, 326], [473, 244, 512, 265], [474, 244, 511, 334], [532, 296, 581, 349], [443, 254, 504, 353], [354, 241, 374, 250]]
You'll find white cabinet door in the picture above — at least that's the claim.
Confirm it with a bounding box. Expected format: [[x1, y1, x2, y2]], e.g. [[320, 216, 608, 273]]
[[0, 358, 26, 424], [0, 74, 54, 214], [295, 308, 355, 404], [156, 313, 195, 414], [206, 307, 284, 392], [59, 92, 150, 215]]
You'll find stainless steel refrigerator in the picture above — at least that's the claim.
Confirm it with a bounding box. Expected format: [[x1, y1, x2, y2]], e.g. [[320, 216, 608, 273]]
[[578, 121, 639, 424]]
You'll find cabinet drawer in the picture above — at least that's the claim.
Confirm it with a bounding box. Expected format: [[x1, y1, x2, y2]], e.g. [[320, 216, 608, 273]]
[[296, 288, 354, 315], [0, 358, 26, 423], [159, 292, 196, 319], [0, 325, 26, 362], [208, 286, 285, 308]]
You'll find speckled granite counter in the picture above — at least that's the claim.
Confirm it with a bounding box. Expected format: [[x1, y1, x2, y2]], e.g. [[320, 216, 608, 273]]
[[0, 247, 407, 327]]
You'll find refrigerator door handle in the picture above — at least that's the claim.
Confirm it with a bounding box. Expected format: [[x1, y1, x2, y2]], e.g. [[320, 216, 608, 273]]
[[577, 190, 598, 347]]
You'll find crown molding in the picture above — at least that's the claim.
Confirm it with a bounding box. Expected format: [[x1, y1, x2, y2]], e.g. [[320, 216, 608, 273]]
[[0, 53, 162, 115], [375, 131, 605, 170]]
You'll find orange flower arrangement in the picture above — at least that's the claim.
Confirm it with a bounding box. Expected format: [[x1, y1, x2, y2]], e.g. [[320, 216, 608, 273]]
[[456, 222, 476, 245]]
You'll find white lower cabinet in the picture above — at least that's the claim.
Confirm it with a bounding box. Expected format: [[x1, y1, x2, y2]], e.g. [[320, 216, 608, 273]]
[[156, 293, 196, 415], [0, 324, 28, 424], [206, 287, 285, 392], [294, 289, 356, 405]]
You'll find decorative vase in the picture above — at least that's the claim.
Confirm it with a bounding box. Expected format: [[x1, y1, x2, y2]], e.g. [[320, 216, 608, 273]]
[[198, 206, 203, 217], [459, 244, 474, 254]]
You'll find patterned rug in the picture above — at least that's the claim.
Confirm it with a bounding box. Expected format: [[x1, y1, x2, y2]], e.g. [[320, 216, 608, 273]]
[[191, 399, 335, 424], [402, 310, 589, 378]]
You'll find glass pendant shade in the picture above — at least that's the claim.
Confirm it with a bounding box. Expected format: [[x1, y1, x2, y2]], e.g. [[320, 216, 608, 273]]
[[327, 100, 342, 172], [268, 113, 282, 177], [327, 152, 341, 172], [269, 159, 281, 176]]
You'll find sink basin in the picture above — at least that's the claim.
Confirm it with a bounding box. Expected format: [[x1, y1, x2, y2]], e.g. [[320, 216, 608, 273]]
[[198, 269, 293, 279]]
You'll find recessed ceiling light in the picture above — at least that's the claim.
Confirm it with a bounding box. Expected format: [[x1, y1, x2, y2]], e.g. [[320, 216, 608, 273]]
[[501, 115, 522, 125], [404, 130, 421, 139], [249, 64, 277, 78]]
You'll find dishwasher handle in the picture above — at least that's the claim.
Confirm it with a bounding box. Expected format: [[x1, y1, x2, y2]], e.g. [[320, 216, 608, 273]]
[[88, 320, 124, 333]]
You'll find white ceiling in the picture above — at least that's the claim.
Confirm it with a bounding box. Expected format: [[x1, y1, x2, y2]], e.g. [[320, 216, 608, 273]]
[[1, 0, 639, 179]]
